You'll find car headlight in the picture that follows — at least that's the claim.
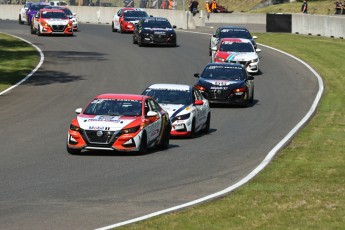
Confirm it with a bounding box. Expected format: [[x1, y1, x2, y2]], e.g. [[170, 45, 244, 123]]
[[121, 126, 140, 134], [250, 58, 258, 63], [216, 56, 226, 62], [175, 113, 191, 121]]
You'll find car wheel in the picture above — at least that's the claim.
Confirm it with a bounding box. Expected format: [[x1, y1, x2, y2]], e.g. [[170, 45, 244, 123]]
[[158, 124, 170, 149], [30, 24, 36, 34], [202, 113, 211, 134], [138, 36, 143, 47], [138, 132, 147, 154], [19, 15, 24, 25], [189, 119, 196, 138], [249, 89, 254, 103], [37, 25, 42, 36], [119, 25, 123, 33], [209, 41, 212, 56], [111, 22, 116, 32], [242, 92, 249, 108], [66, 144, 81, 155], [133, 35, 138, 44]]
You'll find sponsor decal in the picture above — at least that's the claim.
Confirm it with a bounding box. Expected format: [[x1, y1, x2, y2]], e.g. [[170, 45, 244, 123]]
[[88, 126, 111, 130]]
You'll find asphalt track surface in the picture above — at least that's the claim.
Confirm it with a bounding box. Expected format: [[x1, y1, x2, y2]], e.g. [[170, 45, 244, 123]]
[[0, 20, 319, 230]]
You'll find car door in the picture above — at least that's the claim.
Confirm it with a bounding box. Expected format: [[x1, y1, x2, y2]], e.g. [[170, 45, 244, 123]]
[[113, 9, 122, 30], [145, 99, 162, 144], [33, 11, 40, 30], [193, 88, 208, 131]]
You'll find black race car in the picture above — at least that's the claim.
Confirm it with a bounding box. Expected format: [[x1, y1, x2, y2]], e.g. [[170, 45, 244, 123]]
[[133, 17, 177, 47], [194, 63, 254, 107]]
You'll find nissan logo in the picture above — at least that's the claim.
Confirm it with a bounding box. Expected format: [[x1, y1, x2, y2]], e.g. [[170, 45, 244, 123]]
[[216, 90, 222, 95], [96, 131, 103, 137]]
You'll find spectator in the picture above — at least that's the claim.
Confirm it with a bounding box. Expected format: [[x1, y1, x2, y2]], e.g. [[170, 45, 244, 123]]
[[161, 0, 168, 9], [211, 0, 217, 13], [139, 0, 148, 8], [168, 0, 176, 10], [301, 0, 308, 14], [343, 1, 345, 14], [189, 0, 199, 16], [205, 0, 211, 20], [334, 1, 342, 14]]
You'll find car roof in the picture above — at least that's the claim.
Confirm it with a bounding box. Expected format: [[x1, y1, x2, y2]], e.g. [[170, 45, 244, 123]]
[[219, 38, 252, 43], [147, 84, 191, 91], [218, 26, 249, 30], [206, 62, 244, 68], [95, 94, 149, 101], [144, 17, 168, 21], [40, 8, 65, 13]]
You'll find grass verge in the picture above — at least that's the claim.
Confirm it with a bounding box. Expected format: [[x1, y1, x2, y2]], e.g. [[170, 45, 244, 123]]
[[116, 34, 345, 229], [0, 33, 39, 92]]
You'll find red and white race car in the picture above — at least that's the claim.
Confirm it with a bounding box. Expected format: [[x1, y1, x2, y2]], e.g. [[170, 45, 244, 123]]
[[30, 8, 73, 36], [111, 8, 149, 33], [211, 38, 261, 74], [67, 94, 171, 155]]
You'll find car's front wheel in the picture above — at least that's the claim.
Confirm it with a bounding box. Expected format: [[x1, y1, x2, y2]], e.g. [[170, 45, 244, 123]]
[[202, 113, 211, 134], [66, 144, 81, 155], [133, 34, 138, 44], [138, 132, 147, 154], [189, 119, 196, 138], [111, 22, 116, 32], [19, 15, 24, 25], [158, 124, 171, 149]]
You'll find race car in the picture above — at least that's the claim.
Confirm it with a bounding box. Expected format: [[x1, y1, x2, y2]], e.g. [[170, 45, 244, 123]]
[[30, 9, 73, 36], [66, 94, 171, 154], [194, 63, 254, 107], [142, 84, 210, 137], [19, 2, 49, 25], [211, 38, 261, 74], [43, 6, 78, 31], [209, 26, 258, 56], [133, 17, 177, 47], [111, 8, 149, 33]]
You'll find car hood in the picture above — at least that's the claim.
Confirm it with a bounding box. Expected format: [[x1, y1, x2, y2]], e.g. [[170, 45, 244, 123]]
[[77, 114, 140, 131], [198, 78, 244, 89], [159, 103, 191, 118], [43, 18, 70, 25], [217, 51, 258, 62], [142, 28, 175, 34]]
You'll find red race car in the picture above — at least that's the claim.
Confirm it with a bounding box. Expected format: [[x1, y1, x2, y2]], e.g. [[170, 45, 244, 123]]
[[67, 94, 171, 154], [30, 9, 73, 36], [111, 8, 149, 33]]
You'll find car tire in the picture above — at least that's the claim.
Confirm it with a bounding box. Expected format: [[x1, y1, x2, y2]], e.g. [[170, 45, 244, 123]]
[[19, 15, 24, 25], [158, 124, 170, 149], [189, 119, 196, 138], [138, 132, 147, 154], [119, 25, 123, 33], [111, 22, 116, 32], [138, 36, 143, 47], [209, 41, 212, 56], [133, 35, 138, 44], [30, 24, 36, 34], [202, 113, 211, 134], [66, 144, 81, 155], [249, 89, 254, 103], [37, 25, 42, 36]]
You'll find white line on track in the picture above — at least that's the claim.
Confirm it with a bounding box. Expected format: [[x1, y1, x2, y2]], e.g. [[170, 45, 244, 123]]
[[95, 33, 324, 230], [0, 33, 44, 96]]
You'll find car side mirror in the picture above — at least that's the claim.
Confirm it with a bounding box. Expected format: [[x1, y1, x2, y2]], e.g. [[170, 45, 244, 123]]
[[247, 76, 254, 80], [252, 35, 258, 39], [173, 25, 177, 29], [194, 73, 200, 78], [256, 48, 261, 53], [146, 111, 158, 117], [211, 46, 217, 51], [75, 108, 82, 114], [194, 100, 204, 106], [212, 34, 217, 38]]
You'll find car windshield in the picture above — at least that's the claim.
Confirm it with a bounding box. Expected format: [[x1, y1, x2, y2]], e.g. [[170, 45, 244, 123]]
[[143, 89, 192, 105], [124, 10, 148, 21], [219, 29, 251, 39], [142, 19, 172, 29], [30, 4, 48, 11], [219, 42, 254, 52], [41, 11, 68, 19], [84, 99, 142, 116], [201, 65, 245, 81]]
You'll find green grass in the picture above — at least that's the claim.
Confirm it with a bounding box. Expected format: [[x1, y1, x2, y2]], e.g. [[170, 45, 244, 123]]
[[0, 33, 39, 92], [115, 34, 345, 229]]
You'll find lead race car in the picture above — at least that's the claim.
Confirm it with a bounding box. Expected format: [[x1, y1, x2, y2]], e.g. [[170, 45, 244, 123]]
[[142, 84, 210, 137], [67, 94, 171, 155]]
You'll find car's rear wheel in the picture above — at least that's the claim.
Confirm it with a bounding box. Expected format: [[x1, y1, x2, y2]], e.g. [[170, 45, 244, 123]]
[[66, 144, 81, 155], [19, 15, 24, 25], [138, 132, 147, 154], [202, 113, 211, 134], [158, 124, 170, 149]]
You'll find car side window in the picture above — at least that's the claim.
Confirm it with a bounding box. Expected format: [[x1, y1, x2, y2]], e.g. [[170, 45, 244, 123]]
[[117, 10, 121, 17], [148, 99, 159, 112], [194, 88, 203, 101]]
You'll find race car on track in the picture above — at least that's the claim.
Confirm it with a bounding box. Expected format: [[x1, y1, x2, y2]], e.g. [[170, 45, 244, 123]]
[[133, 17, 177, 47], [209, 26, 258, 56], [66, 94, 171, 154], [19, 2, 49, 25], [111, 8, 149, 33], [43, 5, 78, 31], [211, 38, 261, 74], [194, 63, 254, 107], [142, 84, 210, 137], [31, 9, 73, 36]]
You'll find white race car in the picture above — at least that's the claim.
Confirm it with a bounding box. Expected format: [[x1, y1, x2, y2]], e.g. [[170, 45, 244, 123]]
[[211, 38, 261, 74], [142, 84, 211, 137]]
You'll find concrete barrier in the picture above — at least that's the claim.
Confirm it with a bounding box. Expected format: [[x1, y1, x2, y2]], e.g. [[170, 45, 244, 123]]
[[1, 5, 345, 38]]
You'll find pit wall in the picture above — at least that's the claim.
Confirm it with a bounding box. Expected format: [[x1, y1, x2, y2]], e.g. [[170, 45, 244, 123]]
[[1, 5, 344, 38]]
